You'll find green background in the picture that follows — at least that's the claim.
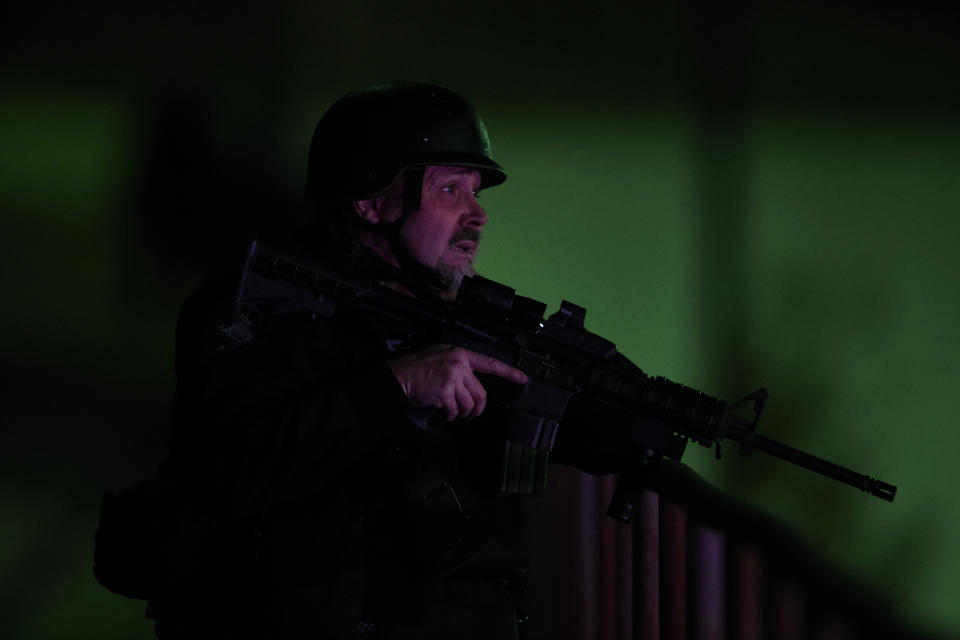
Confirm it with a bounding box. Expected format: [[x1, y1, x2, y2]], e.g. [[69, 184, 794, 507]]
[[2, 2, 957, 637]]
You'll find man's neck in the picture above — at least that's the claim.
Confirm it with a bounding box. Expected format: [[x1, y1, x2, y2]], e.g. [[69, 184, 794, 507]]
[[346, 227, 457, 301], [349, 228, 400, 269]]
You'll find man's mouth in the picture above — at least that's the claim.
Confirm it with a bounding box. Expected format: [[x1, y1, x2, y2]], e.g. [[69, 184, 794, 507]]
[[448, 228, 481, 258], [451, 240, 477, 255]]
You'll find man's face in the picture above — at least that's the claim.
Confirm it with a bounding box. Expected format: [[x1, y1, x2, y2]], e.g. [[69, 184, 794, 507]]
[[398, 166, 488, 291]]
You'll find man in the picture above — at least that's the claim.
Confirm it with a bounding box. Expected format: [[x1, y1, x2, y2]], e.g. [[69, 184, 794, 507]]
[[349, 163, 528, 421], [153, 83, 532, 639]]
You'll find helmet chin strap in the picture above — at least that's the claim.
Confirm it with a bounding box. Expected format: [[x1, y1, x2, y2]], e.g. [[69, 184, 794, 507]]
[[400, 166, 425, 227], [338, 167, 456, 297], [386, 166, 455, 295]]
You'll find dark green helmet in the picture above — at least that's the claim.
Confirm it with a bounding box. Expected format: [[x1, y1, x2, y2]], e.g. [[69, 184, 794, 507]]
[[305, 82, 506, 205]]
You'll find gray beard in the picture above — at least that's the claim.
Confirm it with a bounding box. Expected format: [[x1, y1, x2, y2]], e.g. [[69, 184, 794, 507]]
[[435, 260, 468, 293], [432, 227, 480, 294]]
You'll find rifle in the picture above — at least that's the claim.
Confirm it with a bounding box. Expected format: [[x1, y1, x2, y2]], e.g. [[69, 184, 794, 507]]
[[218, 241, 897, 519]]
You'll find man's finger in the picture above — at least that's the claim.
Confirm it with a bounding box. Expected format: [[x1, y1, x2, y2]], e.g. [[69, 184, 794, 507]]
[[440, 385, 459, 422], [466, 352, 528, 385], [454, 385, 475, 421], [462, 372, 487, 418]]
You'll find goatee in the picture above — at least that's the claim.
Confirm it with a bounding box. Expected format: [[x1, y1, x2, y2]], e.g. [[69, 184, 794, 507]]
[[434, 227, 481, 293]]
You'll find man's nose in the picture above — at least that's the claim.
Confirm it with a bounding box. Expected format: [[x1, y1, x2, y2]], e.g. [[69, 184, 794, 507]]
[[463, 199, 488, 227]]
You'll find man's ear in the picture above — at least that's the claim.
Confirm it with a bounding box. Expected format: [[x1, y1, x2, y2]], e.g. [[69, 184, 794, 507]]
[[353, 196, 385, 224]]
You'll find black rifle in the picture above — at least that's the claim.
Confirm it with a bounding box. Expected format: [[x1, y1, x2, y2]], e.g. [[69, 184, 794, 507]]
[[219, 241, 897, 518]]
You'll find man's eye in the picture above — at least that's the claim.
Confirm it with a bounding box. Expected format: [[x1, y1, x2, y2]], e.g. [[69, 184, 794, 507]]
[[440, 183, 480, 199]]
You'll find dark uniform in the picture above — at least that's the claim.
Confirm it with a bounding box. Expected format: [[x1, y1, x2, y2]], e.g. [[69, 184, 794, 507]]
[[148, 84, 527, 639]]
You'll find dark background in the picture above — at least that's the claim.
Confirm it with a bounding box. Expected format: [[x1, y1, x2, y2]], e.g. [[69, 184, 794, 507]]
[[2, 1, 958, 637]]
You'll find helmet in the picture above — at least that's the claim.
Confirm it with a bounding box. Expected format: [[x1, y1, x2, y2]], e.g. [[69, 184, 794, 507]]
[[305, 82, 506, 205]]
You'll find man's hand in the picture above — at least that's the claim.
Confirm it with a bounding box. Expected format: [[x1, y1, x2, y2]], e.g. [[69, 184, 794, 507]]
[[389, 345, 528, 421]]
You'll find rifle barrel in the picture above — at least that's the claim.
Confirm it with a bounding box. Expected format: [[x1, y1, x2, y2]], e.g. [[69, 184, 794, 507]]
[[743, 432, 897, 502]]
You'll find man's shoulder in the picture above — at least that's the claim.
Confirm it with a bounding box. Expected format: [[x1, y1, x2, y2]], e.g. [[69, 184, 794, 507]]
[[173, 275, 241, 380], [174, 224, 348, 337], [176, 275, 237, 338]]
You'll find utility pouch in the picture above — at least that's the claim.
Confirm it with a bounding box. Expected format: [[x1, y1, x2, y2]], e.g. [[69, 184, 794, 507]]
[[93, 476, 177, 600]]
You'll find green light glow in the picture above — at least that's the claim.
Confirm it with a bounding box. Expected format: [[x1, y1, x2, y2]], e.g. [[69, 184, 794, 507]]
[[3, 95, 958, 638]]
